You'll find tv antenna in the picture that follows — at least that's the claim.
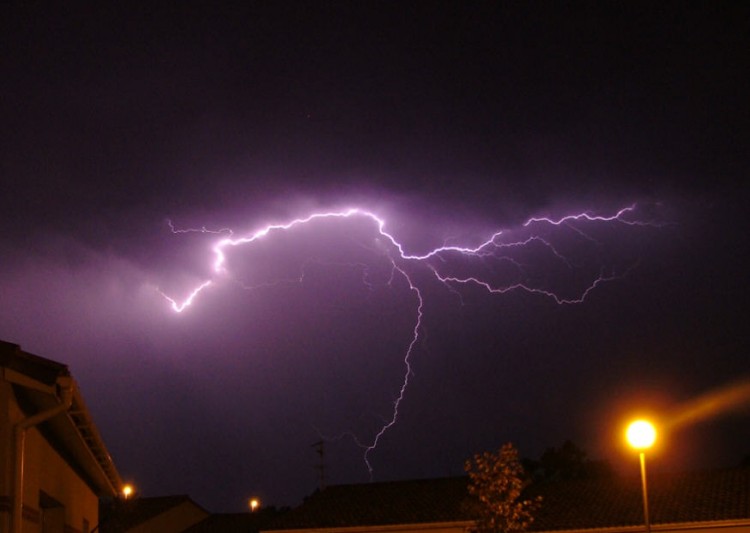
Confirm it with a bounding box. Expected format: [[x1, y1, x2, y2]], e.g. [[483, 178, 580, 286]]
[[311, 440, 326, 490]]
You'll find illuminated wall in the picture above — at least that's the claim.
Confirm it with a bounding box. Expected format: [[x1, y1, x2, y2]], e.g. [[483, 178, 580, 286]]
[[0, 374, 99, 533]]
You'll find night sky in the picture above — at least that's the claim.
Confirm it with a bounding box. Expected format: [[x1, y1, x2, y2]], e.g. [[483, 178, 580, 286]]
[[1, 3, 748, 512]]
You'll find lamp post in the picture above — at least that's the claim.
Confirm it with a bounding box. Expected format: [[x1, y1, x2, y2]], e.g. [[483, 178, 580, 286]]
[[626, 420, 657, 533]]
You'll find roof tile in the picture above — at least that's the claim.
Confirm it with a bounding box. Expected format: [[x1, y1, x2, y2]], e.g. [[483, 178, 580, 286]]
[[267, 468, 750, 531]]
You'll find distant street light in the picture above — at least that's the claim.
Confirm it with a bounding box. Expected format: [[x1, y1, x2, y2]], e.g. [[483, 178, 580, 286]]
[[626, 420, 657, 533], [249, 497, 260, 512], [122, 484, 134, 500]]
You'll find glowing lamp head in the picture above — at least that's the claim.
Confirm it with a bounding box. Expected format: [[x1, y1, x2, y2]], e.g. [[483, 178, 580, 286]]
[[626, 419, 657, 450], [122, 484, 134, 499], [249, 497, 260, 512]]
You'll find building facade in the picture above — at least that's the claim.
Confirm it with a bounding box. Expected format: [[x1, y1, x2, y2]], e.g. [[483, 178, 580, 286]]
[[0, 341, 123, 533]]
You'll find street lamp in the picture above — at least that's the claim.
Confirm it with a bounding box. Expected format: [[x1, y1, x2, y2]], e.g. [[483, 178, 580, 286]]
[[121, 484, 134, 500], [626, 420, 657, 533], [249, 497, 260, 512]]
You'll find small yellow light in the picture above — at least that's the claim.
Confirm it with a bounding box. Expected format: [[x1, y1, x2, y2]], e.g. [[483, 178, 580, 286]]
[[249, 497, 260, 512], [626, 420, 657, 450], [122, 484, 134, 499]]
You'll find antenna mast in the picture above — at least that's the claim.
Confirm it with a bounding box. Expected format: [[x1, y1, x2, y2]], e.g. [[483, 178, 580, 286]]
[[311, 440, 326, 490]]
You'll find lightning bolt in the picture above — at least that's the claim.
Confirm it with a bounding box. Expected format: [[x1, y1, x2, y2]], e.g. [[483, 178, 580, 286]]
[[158, 203, 661, 476]]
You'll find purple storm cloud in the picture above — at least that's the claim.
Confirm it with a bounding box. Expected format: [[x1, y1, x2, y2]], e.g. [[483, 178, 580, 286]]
[[156, 203, 663, 476]]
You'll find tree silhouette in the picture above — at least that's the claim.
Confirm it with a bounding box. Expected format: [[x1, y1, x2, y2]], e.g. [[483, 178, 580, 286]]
[[535, 440, 614, 480], [465, 443, 542, 533]]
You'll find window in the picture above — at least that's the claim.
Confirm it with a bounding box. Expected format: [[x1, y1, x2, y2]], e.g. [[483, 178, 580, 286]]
[[39, 491, 65, 533]]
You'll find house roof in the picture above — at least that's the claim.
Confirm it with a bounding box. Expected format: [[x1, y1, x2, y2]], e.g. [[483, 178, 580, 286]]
[[185, 510, 284, 533], [266, 477, 473, 529], [0, 339, 69, 385], [99, 495, 208, 532], [529, 467, 750, 530], [0, 340, 123, 497], [266, 467, 750, 531]]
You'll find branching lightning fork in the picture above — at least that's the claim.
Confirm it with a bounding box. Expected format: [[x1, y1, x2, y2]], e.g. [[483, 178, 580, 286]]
[[159, 204, 656, 475]]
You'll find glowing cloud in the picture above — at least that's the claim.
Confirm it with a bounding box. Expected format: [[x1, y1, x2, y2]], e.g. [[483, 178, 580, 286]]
[[158, 203, 660, 474]]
